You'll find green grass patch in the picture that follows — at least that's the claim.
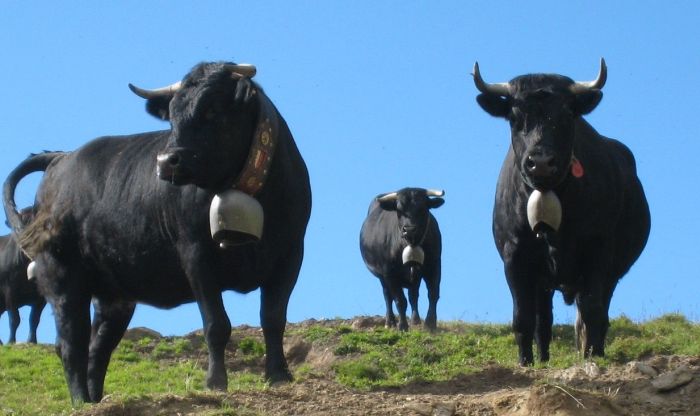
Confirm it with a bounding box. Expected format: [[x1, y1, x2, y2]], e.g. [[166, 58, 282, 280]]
[[237, 337, 265, 357], [331, 314, 700, 388], [2, 314, 700, 412]]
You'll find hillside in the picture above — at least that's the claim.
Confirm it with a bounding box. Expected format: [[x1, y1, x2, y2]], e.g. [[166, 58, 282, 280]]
[[1, 315, 699, 415]]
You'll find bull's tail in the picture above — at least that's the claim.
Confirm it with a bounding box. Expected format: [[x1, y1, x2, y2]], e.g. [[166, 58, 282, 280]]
[[3, 152, 65, 234]]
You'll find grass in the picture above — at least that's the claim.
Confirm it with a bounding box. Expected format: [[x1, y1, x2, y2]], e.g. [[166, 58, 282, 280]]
[[331, 314, 700, 389], [0, 314, 699, 413]]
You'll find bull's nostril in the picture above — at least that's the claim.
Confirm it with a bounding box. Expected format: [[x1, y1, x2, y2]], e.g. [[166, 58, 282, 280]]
[[167, 153, 181, 167], [525, 157, 536, 171]]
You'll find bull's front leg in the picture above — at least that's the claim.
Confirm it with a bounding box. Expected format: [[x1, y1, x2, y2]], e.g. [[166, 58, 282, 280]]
[[260, 283, 294, 383], [185, 247, 231, 391], [407, 282, 422, 327], [193, 288, 231, 390], [387, 277, 409, 331], [379, 279, 397, 328], [505, 260, 537, 366], [534, 288, 554, 362]]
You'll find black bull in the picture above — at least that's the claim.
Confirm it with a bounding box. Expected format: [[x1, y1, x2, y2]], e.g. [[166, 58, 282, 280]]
[[3, 62, 311, 403], [359, 188, 444, 332], [0, 230, 46, 345], [473, 59, 650, 365]]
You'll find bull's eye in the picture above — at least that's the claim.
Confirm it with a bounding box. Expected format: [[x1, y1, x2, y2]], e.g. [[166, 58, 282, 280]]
[[205, 110, 216, 120]]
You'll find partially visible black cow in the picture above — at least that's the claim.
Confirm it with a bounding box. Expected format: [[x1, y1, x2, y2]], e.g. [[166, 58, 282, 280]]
[[3, 61, 311, 403], [360, 188, 444, 331], [0, 230, 45, 344], [473, 59, 650, 365]]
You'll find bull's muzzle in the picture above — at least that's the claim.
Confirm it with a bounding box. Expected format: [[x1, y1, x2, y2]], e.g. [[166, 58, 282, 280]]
[[209, 189, 264, 248], [156, 147, 195, 184]]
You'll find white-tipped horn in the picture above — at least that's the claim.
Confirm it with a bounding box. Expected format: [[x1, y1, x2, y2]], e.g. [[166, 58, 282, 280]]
[[128, 81, 182, 99], [223, 63, 257, 78], [570, 58, 607, 93], [376, 192, 399, 202], [426, 189, 445, 197], [472, 62, 510, 96]]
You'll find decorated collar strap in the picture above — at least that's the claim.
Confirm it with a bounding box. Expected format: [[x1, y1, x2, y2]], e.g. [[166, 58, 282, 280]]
[[234, 91, 279, 196]]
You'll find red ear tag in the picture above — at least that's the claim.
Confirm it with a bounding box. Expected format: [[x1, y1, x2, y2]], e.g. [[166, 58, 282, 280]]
[[571, 157, 584, 178]]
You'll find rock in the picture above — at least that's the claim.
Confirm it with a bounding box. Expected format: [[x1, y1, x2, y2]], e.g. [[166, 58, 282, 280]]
[[122, 327, 162, 341], [405, 402, 456, 416], [405, 403, 433, 415], [351, 316, 383, 329], [285, 337, 312, 365], [433, 402, 456, 416], [652, 365, 693, 392], [583, 361, 601, 378], [559, 362, 601, 381], [627, 361, 658, 378]]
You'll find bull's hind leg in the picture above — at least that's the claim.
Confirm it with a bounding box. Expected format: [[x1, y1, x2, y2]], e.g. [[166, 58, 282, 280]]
[[7, 305, 20, 344], [0, 298, 5, 344], [423, 262, 441, 332], [38, 255, 92, 403], [87, 299, 135, 402], [576, 278, 617, 357], [27, 299, 46, 343]]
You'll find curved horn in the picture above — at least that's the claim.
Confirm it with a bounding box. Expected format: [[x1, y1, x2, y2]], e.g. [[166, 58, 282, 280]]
[[570, 58, 607, 94], [472, 62, 510, 96], [426, 189, 445, 197], [128, 81, 182, 99], [376, 192, 399, 202], [223, 63, 257, 78]]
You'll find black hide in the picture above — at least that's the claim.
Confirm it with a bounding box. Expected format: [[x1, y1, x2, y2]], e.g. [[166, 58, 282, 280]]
[[475, 64, 650, 365], [0, 232, 45, 344], [3, 62, 311, 403], [359, 188, 444, 331]]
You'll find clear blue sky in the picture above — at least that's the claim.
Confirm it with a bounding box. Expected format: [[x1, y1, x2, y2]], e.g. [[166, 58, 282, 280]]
[[1, 2, 698, 343]]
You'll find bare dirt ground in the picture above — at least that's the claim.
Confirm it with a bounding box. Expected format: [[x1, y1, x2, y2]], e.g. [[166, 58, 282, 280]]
[[77, 318, 700, 416]]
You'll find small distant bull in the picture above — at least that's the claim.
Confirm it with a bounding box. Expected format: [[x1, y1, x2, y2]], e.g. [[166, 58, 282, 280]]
[[473, 59, 650, 365], [360, 188, 445, 331], [0, 230, 45, 345]]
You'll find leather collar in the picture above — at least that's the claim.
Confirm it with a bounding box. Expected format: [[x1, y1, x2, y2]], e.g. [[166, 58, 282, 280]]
[[234, 91, 278, 195]]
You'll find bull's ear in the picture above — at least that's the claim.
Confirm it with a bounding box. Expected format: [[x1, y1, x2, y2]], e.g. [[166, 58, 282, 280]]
[[573, 90, 602, 115], [476, 94, 510, 118], [428, 198, 445, 209], [234, 77, 256, 104], [145, 96, 173, 121], [378, 199, 398, 211]]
